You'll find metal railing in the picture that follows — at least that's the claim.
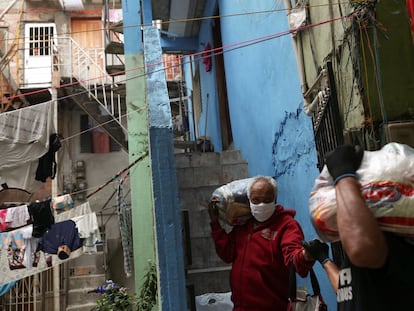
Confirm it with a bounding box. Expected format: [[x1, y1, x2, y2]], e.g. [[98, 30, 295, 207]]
[[0, 265, 67, 311], [311, 61, 344, 171], [54, 36, 126, 130]]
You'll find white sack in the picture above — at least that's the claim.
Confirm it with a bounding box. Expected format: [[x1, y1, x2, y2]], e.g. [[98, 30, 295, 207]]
[[309, 143, 414, 242], [195, 292, 233, 311]]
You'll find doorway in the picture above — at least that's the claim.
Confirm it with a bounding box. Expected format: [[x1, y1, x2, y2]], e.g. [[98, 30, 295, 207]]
[[212, 17, 233, 150], [24, 23, 56, 87]]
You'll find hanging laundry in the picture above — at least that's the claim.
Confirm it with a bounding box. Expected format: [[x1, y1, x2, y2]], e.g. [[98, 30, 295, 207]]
[[0, 209, 8, 232], [0, 208, 97, 286], [33, 220, 81, 267], [4, 205, 30, 229], [35, 133, 62, 183], [52, 194, 74, 214], [3, 231, 26, 270], [20, 226, 39, 269], [27, 199, 54, 238], [202, 42, 213, 72], [0, 101, 55, 192], [117, 182, 133, 277]]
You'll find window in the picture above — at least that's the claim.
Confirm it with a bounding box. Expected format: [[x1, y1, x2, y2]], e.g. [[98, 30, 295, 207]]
[[28, 25, 54, 56]]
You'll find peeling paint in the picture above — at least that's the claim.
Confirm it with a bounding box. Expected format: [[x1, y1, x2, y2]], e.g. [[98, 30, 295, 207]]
[[272, 104, 316, 178]]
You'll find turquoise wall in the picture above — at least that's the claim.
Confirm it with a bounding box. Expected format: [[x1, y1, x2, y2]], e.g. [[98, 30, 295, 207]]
[[189, 0, 337, 308]]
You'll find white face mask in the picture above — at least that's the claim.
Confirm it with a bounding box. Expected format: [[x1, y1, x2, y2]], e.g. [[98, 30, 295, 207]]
[[249, 202, 275, 222]]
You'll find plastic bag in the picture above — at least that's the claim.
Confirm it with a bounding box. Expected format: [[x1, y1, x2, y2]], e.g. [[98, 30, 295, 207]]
[[211, 178, 253, 225], [309, 143, 414, 242], [195, 292, 233, 311]]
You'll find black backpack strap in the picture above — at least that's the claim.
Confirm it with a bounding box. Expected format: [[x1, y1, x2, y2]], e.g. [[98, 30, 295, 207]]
[[309, 267, 321, 295], [288, 262, 297, 300], [289, 263, 321, 296]]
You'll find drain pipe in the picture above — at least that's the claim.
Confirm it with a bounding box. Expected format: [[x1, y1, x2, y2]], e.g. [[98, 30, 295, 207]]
[[284, 0, 309, 110], [203, 93, 209, 152]]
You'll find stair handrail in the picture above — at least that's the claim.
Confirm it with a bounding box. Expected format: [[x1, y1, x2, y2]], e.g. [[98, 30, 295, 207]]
[[0, 43, 30, 108], [55, 36, 125, 129], [0, 42, 17, 71]]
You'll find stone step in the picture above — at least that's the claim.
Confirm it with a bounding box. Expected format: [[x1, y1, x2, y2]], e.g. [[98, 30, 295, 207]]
[[67, 287, 102, 306], [66, 302, 98, 311], [69, 264, 105, 277], [186, 269, 231, 296], [69, 252, 106, 275], [68, 273, 106, 289]]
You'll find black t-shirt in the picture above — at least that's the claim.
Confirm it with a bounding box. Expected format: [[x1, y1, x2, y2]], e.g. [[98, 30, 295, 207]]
[[337, 234, 414, 311]]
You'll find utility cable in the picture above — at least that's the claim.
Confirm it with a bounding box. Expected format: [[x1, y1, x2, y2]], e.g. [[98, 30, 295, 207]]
[[86, 150, 148, 199]]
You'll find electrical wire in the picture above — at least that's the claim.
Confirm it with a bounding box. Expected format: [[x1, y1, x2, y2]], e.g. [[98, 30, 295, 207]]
[[0, 13, 352, 149], [0, 1, 351, 45], [2, 6, 369, 154]]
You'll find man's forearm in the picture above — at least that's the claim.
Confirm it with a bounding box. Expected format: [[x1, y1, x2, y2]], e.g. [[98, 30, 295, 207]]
[[322, 260, 339, 293], [335, 177, 387, 268]]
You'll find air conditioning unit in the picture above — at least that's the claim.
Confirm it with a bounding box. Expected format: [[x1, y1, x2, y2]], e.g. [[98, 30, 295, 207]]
[[386, 122, 414, 148]]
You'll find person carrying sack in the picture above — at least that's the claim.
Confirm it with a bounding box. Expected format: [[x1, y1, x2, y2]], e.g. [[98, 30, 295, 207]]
[[304, 145, 414, 311], [208, 176, 316, 311]]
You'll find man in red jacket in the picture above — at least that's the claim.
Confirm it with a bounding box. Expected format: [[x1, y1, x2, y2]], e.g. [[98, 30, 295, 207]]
[[208, 175, 315, 311]]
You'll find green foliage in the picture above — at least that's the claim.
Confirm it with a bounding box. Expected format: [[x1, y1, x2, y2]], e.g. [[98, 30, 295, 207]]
[[95, 261, 157, 311], [136, 261, 158, 311], [95, 284, 134, 311]]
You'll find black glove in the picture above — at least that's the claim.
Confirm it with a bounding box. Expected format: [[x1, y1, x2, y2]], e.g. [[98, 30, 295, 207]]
[[325, 144, 364, 185], [208, 198, 220, 223], [302, 239, 330, 264]]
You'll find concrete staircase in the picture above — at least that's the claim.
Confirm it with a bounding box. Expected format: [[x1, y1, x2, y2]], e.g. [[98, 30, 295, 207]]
[[65, 250, 106, 311], [175, 150, 249, 299]]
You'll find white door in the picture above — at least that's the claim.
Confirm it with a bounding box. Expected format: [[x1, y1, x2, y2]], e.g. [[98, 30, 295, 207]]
[[24, 23, 56, 87]]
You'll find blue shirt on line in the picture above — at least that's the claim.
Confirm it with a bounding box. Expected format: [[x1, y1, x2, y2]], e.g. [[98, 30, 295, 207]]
[[36, 220, 81, 254]]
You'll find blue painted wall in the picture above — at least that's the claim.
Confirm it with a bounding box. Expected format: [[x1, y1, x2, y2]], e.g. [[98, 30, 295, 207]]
[[186, 0, 337, 308]]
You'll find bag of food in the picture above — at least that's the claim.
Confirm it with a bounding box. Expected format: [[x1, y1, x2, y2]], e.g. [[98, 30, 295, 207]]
[[309, 142, 414, 242], [211, 178, 253, 225]]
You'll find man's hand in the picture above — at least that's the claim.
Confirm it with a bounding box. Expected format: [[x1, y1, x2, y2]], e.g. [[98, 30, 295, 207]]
[[208, 198, 220, 223], [302, 239, 330, 264], [325, 144, 364, 184]]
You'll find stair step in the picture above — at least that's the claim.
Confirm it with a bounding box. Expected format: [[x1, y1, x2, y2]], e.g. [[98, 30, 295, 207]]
[[112, 84, 126, 97], [109, 21, 123, 34], [69, 273, 106, 289], [105, 41, 124, 55], [67, 287, 102, 305], [106, 64, 125, 76], [66, 302, 98, 311], [69, 263, 105, 276]]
